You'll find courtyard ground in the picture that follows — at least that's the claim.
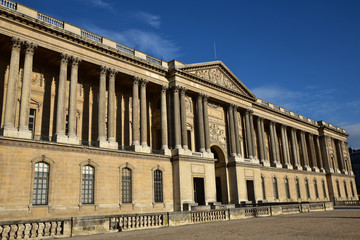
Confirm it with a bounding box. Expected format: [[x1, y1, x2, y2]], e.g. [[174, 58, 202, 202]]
[[64, 206, 360, 240]]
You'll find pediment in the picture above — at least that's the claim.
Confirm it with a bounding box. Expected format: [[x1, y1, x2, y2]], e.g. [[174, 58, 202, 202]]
[[178, 61, 256, 100]]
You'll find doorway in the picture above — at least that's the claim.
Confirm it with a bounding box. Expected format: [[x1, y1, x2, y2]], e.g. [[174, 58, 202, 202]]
[[211, 145, 229, 204], [246, 180, 256, 204], [193, 177, 205, 205]]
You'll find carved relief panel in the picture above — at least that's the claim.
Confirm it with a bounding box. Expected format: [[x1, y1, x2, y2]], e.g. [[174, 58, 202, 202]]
[[208, 102, 227, 150]]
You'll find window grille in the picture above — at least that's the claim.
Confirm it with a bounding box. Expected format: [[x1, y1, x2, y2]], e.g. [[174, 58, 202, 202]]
[[295, 178, 301, 199], [33, 162, 49, 205], [28, 108, 36, 132], [322, 180, 327, 198], [261, 177, 266, 200], [272, 177, 279, 199], [314, 180, 319, 198], [336, 180, 341, 198], [344, 181, 348, 198], [305, 179, 310, 199], [154, 170, 163, 202], [284, 178, 290, 199], [82, 165, 94, 204], [122, 168, 132, 203]]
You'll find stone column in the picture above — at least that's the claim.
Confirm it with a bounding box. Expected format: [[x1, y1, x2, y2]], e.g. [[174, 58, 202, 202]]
[[227, 105, 236, 157], [280, 125, 292, 169], [335, 140, 345, 173], [233, 106, 242, 158], [308, 134, 319, 172], [140, 79, 150, 152], [132, 77, 140, 147], [203, 95, 212, 155], [180, 87, 188, 150], [107, 69, 117, 148], [300, 131, 310, 171], [97, 66, 107, 143], [291, 128, 302, 170], [18, 42, 36, 138], [173, 86, 182, 150], [244, 109, 253, 159], [257, 117, 264, 161], [270, 121, 281, 167], [260, 118, 269, 165], [160, 86, 170, 155], [55, 54, 69, 142], [3, 38, 22, 135], [249, 112, 257, 161], [68, 57, 80, 144], [197, 94, 205, 153], [315, 135, 324, 172]]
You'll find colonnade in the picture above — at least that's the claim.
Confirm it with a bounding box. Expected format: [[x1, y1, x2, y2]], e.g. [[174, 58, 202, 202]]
[[1, 37, 352, 175]]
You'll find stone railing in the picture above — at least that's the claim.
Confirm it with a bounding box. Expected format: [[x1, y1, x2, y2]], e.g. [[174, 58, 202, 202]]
[[334, 200, 360, 206], [191, 210, 227, 223], [81, 29, 102, 43], [0, 0, 16, 10], [255, 206, 271, 216], [146, 55, 162, 66], [281, 204, 301, 214], [0, 219, 70, 239], [110, 213, 165, 231], [116, 44, 135, 56], [37, 12, 64, 28], [309, 202, 325, 211]]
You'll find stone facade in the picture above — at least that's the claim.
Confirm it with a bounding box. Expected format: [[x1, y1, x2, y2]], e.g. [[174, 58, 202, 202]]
[[0, 1, 358, 225]]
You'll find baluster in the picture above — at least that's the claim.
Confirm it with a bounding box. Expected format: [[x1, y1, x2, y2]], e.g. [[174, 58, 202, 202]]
[[44, 222, 51, 236], [25, 224, 33, 238], [17, 224, 25, 239], [2, 225, 10, 240], [56, 221, 62, 235], [119, 217, 123, 230], [50, 222, 57, 236]]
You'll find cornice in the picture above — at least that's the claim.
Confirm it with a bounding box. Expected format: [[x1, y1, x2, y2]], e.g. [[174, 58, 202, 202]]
[[0, 7, 167, 75], [171, 154, 216, 164]]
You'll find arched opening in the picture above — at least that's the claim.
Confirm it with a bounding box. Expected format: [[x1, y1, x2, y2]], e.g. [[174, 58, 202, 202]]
[[211, 145, 229, 204]]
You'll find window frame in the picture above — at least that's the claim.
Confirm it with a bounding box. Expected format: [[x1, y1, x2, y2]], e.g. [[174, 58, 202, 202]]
[[295, 178, 301, 199], [322, 179, 327, 199], [305, 178, 310, 199], [314, 179, 319, 199], [273, 177, 279, 200], [261, 176, 266, 200], [82, 165, 95, 204], [121, 167, 132, 204], [284, 177, 290, 199], [153, 169, 163, 203], [32, 161, 50, 205]]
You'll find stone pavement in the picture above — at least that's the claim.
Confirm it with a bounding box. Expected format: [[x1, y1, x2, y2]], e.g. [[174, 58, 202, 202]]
[[64, 207, 360, 240]]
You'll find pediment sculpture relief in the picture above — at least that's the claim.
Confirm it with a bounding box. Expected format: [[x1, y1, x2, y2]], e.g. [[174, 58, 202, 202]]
[[210, 123, 227, 149], [189, 68, 242, 94]]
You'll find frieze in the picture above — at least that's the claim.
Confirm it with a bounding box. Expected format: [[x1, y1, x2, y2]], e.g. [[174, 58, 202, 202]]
[[209, 123, 227, 149], [189, 68, 242, 94]]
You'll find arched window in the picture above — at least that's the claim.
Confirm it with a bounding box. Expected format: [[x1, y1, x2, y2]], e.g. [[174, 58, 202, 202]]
[[344, 181, 348, 198], [336, 180, 341, 198], [351, 181, 355, 197], [314, 179, 319, 199], [82, 165, 94, 204], [33, 162, 49, 205], [322, 179, 327, 199], [273, 177, 279, 199], [295, 178, 301, 199], [154, 170, 163, 202], [284, 178, 290, 199], [305, 179, 310, 199], [261, 176, 266, 200], [122, 168, 132, 203]]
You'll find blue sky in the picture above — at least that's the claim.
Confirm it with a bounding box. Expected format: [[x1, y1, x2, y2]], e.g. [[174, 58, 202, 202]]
[[17, 0, 360, 148]]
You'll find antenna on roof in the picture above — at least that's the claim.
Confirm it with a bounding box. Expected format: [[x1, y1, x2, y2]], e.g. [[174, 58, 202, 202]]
[[214, 41, 217, 60]]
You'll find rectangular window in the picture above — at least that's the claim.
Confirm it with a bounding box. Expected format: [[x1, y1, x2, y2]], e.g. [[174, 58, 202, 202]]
[[82, 165, 94, 204], [261, 177, 266, 200], [33, 162, 49, 205], [65, 114, 69, 135], [305, 179, 310, 199], [154, 170, 163, 202], [285, 178, 290, 199], [122, 168, 132, 203], [322, 180, 327, 199], [344, 181, 348, 198], [337, 181, 341, 198], [273, 177, 279, 199], [296, 179, 301, 199], [28, 108, 36, 132], [314, 180, 319, 199], [351, 181, 355, 197]]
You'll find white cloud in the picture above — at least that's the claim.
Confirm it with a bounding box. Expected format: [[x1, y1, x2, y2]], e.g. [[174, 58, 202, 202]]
[[133, 11, 161, 29], [79, 0, 115, 13], [86, 26, 180, 61], [343, 123, 360, 149]]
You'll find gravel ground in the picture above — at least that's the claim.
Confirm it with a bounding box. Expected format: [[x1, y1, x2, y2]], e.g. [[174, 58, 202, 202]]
[[64, 207, 360, 240]]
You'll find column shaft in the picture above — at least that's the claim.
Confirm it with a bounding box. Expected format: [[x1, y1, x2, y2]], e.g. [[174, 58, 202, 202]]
[[173, 87, 182, 149], [291, 129, 300, 169], [3, 38, 21, 130], [260, 118, 267, 162], [233, 107, 241, 157], [197, 95, 205, 152], [308, 134, 318, 170], [98, 66, 107, 141], [244, 110, 253, 158], [19, 42, 36, 132], [161, 87, 168, 150], [55, 54, 68, 137], [315, 135, 323, 170], [249, 113, 257, 159], [257, 117, 264, 161], [108, 70, 116, 142], [300, 131, 309, 169], [269, 122, 277, 164], [132, 77, 140, 146], [180, 88, 188, 150], [228, 105, 236, 156], [140, 80, 148, 147], [203, 96, 211, 152], [68, 58, 80, 138], [280, 125, 290, 167]]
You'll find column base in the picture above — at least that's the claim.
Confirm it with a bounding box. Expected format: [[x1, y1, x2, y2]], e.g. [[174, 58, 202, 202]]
[[172, 148, 192, 156], [319, 168, 326, 173], [336, 169, 341, 174], [55, 134, 80, 145], [161, 147, 172, 156], [350, 171, 354, 176], [261, 160, 271, 167], [271, 161, 282, 168], [303, 165, 312, 171], [294, 165, 303, 171], [98, 139, 118, 149], [341, 169, 348, 175], [2, 127, 33, 139], [312, 167, 320, 172], [229, 156, 244, 163], [202, 151, 214, 158], [327, 168, 334, 173], [132, 144, 151, 153], [251, 157, 260, 164], [283, 163, 293, 170]]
